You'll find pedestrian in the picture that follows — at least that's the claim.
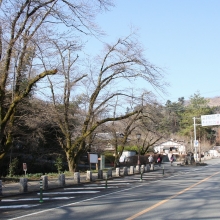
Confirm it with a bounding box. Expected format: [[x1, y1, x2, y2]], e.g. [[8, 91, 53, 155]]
[[148, 154, 154, 166], [170, 154, 174, 166], [157, 154, 162, 167]]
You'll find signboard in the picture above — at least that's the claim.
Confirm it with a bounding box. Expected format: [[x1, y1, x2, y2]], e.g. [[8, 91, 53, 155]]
[[194, 140, 199, 147], [89, 154, 98, 163], [201, 114, 220, 126], [23, 163, 27, 176], [23, 163, 27, 171]]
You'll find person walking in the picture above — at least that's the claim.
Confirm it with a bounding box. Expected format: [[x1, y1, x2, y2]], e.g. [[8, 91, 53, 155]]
[[170, 154, 174, 166], [157, 154, 162, 167], [148, 154, 154, 165]]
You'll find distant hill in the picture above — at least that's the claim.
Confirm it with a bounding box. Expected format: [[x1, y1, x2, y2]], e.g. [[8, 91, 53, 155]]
[[184, 97, 220, 107], [207, 97, 220, 107]]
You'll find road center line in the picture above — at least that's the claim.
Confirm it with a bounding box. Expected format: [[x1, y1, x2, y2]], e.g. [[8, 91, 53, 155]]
[[126, 171, 220, 220]]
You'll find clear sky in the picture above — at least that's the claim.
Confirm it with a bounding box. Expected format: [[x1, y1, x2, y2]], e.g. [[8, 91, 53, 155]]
[[83, 0, 220, 104]]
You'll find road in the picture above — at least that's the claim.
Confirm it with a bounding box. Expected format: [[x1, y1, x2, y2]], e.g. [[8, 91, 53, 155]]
[[1, 159, 220, 220]]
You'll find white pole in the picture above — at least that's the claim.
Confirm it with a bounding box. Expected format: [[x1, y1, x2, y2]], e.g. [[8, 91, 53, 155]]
[[193, 117, 197, 162]]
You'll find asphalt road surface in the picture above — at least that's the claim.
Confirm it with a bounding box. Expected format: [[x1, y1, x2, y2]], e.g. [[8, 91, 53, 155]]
[[1, 159, 220, 220]]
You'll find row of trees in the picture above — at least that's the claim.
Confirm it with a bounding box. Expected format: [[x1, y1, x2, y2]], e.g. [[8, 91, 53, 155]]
[[0, 0, 167, 174], [2, 90, 218, 176], [0, 1, 218, 176], [94, 93, 219, 166], [161, 94, 218, 152]]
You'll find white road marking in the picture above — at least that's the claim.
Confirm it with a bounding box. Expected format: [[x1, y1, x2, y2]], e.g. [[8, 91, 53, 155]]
[[1, 197, 75, 202], [64, 186, 118, 189], [87, 183, 130, 186], [100, 180, 132, 183], [0, 204, 39, 209], [37, 191, 100, 195]]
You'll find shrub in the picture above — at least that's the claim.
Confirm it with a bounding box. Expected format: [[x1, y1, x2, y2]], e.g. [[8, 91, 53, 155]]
[[8, 158, 19, 177], [54, 156, 63, 173]]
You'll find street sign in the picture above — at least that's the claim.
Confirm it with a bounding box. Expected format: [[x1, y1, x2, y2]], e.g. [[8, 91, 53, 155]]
[[89, 154, 98, 163], [194, 140, 199, 147], [23, 163, 27, 176], [201, 114, 220, 126], [23, 163, 27, 171]]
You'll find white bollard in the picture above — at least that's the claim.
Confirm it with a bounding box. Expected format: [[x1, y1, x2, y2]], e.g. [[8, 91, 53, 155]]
[[59, 174, 65, 187], [41, 175, 48, 190], [19, 178, 28, 193], [136, 165, 140, 173], [150, 164, 154, 171], [123, 167, 128, 176], [116, 167, 120, 176], [86, 170, 92, 181], [74, 172, 80, 184], [146, 164, 150, 172], [107, 169, 112, 178], [98, 170, 103, 179], [130, 166, 134, 174]]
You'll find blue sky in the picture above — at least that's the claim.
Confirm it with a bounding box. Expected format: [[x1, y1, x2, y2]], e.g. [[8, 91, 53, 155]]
[[83, 0, 220, 104]]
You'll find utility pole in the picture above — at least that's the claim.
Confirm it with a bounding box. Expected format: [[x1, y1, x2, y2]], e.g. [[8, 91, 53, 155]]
[[193, 117, 201, 163], [193, 117, 197, 162]]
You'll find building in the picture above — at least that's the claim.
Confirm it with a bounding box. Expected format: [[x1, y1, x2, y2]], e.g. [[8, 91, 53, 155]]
[[153, 140, 186, 155], [91, 132, 125, 152], [119, 150, 136, 163], [208, 146, 220, 157]]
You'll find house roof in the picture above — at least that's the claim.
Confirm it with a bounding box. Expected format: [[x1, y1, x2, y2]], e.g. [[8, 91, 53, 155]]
[[95, 132, 125, 141], [154, 140, 185, 149]]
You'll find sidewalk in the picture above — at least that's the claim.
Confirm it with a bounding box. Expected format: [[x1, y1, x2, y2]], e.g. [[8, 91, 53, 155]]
[[0, 160, 212, 198], [0, 165, 162, 198], [0, 173, 94, 198], [0, 167, 142, 197]]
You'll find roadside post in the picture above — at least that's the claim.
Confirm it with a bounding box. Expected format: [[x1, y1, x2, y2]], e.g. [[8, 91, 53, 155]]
[[105, 175, 108, 188], [23, 163, 27, 176], [140, 165, 144, 181], [19, 178, 28, 193], [39, 178, 43, 203], [162, 165, 165, 175], [98, 170, 103, 179], [0, 180, 2, 196], [140, 170, 143, 181]]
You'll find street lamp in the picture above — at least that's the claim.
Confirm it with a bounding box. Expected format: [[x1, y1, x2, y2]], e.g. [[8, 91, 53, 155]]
[[136, 133, 141, 165]]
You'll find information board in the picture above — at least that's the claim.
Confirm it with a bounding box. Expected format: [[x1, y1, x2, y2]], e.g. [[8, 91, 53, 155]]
[[201, 114, 220, 126], [89, 154, 98, 163], [23, 163, 27, 171]]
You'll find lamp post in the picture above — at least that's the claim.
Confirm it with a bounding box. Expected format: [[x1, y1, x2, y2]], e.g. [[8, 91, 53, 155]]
[[136, 133, 141, 165]]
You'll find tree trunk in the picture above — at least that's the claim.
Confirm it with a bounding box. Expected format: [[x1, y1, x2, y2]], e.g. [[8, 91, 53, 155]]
[[66, 151, 79, 173], [114, 152, 120, 168], [0, 113, 14, 161]]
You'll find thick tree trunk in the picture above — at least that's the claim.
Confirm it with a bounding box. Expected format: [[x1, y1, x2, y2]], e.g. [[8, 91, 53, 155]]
[[66, 151, 79, 173], [0, 117, 13, 162], [0, 135, 13, 170], [114, 156, 120, 168]]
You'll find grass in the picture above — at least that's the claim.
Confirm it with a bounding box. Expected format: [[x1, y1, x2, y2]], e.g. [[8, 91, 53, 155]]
[[1, 168, 115, 182]]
